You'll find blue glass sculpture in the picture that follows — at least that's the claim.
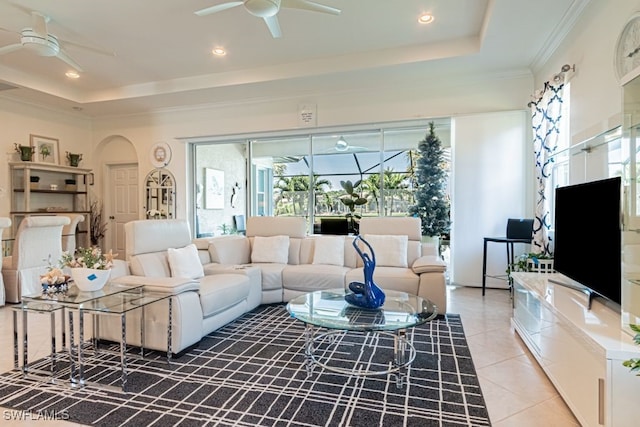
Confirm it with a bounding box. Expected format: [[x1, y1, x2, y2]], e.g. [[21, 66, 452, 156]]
[[345, 235, 386, 309]]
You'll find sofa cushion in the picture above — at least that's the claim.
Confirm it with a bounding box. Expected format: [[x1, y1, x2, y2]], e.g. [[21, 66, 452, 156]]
[[209, 236, 250, 265], [167, 244, 204, 279], [283, 264, 350, 292], [252, 263, 287, 291], [199, 274, 250, 317], [312, 236, 345, 266], [362, 234, 408, 268], [251, 235, 290, 264], [129, 252, 171, 277]]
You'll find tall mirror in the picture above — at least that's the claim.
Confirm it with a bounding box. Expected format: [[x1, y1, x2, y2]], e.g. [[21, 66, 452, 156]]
[[145, 169, 176, 219], [622, 72, 640, 333]]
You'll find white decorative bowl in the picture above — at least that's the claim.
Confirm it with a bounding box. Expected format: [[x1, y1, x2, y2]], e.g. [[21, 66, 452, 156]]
[[71, 268, 111, 292]]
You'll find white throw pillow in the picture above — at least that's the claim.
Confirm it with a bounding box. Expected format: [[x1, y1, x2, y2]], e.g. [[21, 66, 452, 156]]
[[167, 244, 204, 279], [362, 234, 408, 267], [251, 235, 290, 264], [312, 236, 345, 266], [209, 236, 250, 265]]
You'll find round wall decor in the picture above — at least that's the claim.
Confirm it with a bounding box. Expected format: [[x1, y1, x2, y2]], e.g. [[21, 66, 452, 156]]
[[615, 13, 640, 81], [150, 142, 172, 168]]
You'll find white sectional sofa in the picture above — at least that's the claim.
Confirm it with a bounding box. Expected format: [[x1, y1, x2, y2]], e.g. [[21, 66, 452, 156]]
[[202, 216, 447, 311], [106, 216, 447, 354]]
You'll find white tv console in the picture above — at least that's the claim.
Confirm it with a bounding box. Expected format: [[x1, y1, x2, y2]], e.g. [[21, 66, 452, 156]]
[[511, 272, 640, 427]]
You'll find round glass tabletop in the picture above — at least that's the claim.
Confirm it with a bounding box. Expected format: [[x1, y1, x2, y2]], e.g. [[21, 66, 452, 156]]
[[286, 288, 438, 332]]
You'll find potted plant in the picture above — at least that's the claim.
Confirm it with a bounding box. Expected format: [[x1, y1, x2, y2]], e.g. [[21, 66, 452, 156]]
[[59, 246, 117, 291], [14, 143, 33, 161], [510, 252, 554, 274], [90, 201, 108, 246], [623, 325, 640, 374], [66, 152, 83, 167], [408, 122, 451, 248], [339, 179, 368, 234]]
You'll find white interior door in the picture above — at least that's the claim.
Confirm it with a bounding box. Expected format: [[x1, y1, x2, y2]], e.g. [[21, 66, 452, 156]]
[[107, 163, 139, 259]]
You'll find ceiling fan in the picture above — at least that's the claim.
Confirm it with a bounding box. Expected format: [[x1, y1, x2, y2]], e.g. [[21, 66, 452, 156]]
[[195, 0, 341, 38], [327, 136, 367, 153], [0, 10, 112, 72]]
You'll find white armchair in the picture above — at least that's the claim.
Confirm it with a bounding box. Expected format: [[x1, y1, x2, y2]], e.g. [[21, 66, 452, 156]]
[[0, 217, 11, 306], [59, 213, 85, 254], [2, 216, 70, 303]]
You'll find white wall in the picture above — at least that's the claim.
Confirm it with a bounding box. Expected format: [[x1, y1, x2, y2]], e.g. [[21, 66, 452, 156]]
[[451, 111, 529, 287], [89, 74, 534, 223], [534, 0, 640, 142]]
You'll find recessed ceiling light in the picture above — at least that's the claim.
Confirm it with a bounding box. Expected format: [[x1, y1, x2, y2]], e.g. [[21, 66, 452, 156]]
[[65, 70, 80, 79], [212, 47, 226, 56], [418, 13, 434, 24]]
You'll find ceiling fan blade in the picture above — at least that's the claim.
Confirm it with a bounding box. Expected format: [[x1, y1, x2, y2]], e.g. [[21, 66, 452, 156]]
[[59, 38, 116, 57], [264, 15, 282, 38], [56, 48, 83, 72], [281, 0, 340, 15], [30, 11, 49, 36], [0, 43, 23, 55], [194, 1, 244, 16], [0, 27, 20, 35]]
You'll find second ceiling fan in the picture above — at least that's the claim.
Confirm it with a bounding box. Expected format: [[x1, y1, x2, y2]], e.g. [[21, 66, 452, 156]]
[[194, 0, 341, 38]]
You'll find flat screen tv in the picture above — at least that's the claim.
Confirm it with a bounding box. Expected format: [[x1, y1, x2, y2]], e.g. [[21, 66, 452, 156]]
[[552, 176, 621, 309]]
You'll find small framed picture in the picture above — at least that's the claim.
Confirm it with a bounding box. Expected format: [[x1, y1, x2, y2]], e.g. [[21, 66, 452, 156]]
[[30, 134, 60, 165]]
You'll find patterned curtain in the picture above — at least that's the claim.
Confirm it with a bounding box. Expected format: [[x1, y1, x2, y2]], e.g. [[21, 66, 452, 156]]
[[530, 80, 565, 256]]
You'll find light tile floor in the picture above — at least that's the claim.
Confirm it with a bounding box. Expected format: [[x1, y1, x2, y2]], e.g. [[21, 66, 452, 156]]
[[0, 286, 579, 426]]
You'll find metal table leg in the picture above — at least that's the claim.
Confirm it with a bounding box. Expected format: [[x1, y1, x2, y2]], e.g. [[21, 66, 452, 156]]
[[393, 329, 408, 388], [167, 297, 172, 364], [482, 238, 488, 295], [120, 313, 127, 392]]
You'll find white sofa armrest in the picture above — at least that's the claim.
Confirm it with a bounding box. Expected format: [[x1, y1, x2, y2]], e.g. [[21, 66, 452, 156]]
[[412, 255, 446, 274], [111, 275, 200, 295]]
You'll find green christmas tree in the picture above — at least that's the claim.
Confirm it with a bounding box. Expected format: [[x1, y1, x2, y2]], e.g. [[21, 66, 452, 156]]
[[409, 122, 451, 237]]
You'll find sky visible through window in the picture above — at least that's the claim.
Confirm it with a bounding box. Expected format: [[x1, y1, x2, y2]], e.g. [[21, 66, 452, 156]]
[[277, 150, 411, 190]]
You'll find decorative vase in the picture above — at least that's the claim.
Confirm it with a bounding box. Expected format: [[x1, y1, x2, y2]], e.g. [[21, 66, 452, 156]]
[[70, 268, 111, 292], [345, 235, 386, 309], [66, 152, 82, 167]]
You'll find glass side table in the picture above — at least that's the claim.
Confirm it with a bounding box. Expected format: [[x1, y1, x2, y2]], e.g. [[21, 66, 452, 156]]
[[78, 289, 173, 392], [11, 301, 64, 381], [22, 282, 145, 388]]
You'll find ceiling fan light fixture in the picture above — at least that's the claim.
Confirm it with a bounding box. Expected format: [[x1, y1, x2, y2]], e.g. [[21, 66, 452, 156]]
[[335, 136, 349, 151], [65, 70, 80, 79], [212, 47, 226, 56], [418, 13, 434, 24], [245, 0, 281, 17]]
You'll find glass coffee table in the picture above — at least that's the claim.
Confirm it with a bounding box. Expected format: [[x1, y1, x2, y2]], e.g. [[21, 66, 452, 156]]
[[286, 288, 438, 388]]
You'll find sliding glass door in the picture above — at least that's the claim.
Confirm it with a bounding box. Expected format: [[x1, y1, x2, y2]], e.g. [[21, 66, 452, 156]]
[[191, 120, 451, 236]]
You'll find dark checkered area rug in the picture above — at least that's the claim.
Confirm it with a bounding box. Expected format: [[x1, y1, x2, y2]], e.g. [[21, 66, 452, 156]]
[[0, 304, 491, 426]]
